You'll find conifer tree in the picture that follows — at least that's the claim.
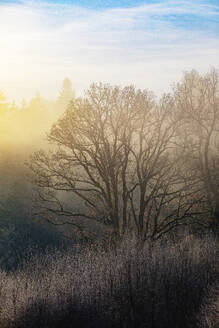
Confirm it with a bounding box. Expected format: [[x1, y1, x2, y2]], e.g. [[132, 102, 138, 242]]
[[57, 78, 75, 114], [0, 91, 9, 115]]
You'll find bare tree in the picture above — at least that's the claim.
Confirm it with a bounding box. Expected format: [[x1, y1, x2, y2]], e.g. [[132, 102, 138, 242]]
[[28, 83, 205, 243], [173, 69, 219, 231]]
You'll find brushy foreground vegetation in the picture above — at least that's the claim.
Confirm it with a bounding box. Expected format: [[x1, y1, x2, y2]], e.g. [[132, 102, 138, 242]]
[[0, 234, 218, 328]]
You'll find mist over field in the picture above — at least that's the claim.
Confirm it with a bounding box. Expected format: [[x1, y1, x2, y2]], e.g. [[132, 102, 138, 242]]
[[0, 0, 219, 327]]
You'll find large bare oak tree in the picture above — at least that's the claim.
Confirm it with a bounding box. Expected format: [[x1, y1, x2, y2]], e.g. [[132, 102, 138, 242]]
[[28, 77, 218, 242]]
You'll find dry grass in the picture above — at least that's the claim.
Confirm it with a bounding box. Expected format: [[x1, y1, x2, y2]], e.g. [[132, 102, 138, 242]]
[[198, 283, 219, 328], [0, 234, 218, 328]]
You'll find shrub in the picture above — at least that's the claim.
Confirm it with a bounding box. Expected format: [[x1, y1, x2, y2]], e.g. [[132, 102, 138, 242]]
[[0, 234, 218, 328]]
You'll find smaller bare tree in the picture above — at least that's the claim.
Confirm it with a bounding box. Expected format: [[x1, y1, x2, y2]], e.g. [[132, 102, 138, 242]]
[[173, 69, 219, 232]]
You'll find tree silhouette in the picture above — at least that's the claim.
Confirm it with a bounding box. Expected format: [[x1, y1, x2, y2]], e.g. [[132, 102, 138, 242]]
[[0, 90, 9, 115], [57, 78, 75, 114], [173, 69, 219, 232], [29, 83, 204, 243]]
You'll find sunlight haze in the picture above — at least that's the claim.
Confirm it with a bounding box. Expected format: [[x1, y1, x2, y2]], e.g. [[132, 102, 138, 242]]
[[0, 0, 219, 103]]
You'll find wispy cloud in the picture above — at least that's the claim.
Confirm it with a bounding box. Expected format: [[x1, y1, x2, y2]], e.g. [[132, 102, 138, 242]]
[[0, 0, 218, 102]]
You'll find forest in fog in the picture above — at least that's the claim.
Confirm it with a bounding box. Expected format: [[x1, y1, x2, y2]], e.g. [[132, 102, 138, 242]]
[[0, 78, 75, 271], [0, 69, 218, 327]]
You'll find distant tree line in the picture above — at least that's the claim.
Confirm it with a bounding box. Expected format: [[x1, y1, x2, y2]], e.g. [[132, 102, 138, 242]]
[[0, 78, 75, 148], [0, 78, 75, 270]]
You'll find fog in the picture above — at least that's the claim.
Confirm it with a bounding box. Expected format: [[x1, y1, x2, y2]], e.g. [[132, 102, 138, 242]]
[[0, 78, 76, 270], [0, 70, 218, 269]]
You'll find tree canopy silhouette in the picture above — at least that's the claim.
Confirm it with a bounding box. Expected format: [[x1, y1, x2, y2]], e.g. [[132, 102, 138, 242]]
[[29, 78, 216, 242], [173, 69, 219, 232]]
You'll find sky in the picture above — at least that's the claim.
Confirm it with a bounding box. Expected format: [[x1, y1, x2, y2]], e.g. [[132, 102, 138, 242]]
[[0, 0, 219, 103]]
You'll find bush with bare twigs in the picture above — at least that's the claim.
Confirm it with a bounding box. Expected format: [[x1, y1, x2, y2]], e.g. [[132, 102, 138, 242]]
[[0, 233, 218, 328]]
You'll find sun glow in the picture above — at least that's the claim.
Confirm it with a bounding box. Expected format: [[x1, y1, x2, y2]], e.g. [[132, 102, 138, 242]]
[[0, 0, 218, 103]]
